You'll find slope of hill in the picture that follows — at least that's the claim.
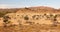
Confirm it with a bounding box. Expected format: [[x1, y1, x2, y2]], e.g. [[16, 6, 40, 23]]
[[3, 6, 60, 26], [0, 6, 60, 32]]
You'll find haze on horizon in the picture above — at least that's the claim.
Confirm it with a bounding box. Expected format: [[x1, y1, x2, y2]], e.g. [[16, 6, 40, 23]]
[[0, 0, 60, 9]]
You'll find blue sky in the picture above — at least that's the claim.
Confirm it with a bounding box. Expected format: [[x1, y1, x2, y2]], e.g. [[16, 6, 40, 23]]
[[0, 0, 60, 8]]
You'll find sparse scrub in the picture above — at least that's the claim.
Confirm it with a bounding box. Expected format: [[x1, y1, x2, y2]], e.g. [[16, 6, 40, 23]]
[[0, 7, 60, 32]]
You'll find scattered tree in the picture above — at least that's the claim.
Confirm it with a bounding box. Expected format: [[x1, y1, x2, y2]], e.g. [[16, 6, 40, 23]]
[[24, 15, 29, 20], [3, 16, 11, 27]]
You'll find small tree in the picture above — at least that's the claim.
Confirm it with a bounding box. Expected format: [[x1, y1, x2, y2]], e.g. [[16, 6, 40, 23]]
[[3, 16, 11, 27], [25, 7, 29, 9], [24, 15, 29, 20]]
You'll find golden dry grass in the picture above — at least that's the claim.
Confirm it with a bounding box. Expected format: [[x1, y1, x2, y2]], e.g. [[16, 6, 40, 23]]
[[0, 24, 60, 32]]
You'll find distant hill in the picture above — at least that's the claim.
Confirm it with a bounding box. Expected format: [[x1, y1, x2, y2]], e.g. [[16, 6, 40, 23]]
[[17, 6, 60, 13], [0, 8, 20, 17]]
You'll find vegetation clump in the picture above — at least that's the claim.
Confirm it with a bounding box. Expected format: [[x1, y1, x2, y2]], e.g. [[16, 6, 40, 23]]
[[3, 16, 11, 27], [24, 15, 29, 20]]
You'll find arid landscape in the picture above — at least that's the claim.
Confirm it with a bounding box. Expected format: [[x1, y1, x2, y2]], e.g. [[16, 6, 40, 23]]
[[0, 6, 60, 32]]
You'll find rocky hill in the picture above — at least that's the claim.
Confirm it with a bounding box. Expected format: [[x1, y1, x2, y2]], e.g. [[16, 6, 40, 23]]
[[0, 6, 60, 32], [0, 6, 60, 26]]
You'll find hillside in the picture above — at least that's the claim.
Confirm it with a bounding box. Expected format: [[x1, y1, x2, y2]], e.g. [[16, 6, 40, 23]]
[[0, 6, 60, 32]]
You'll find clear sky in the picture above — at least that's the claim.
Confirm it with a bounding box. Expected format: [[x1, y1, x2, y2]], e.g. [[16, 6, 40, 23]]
[[0, 0, 60, 9]]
